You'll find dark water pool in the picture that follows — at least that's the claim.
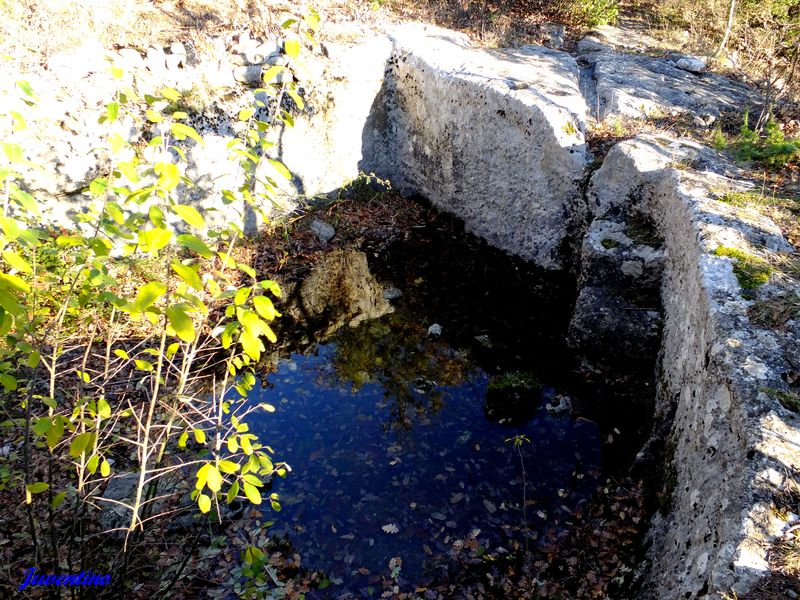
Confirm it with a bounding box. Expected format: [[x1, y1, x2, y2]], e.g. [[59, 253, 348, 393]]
[[246, 315, 601, 593]]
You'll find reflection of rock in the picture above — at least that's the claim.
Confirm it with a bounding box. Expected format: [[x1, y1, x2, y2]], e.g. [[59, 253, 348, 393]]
[[295, 249, 393, 336]]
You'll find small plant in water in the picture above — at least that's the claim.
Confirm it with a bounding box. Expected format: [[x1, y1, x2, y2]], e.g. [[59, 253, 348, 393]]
[[505, 434, 532, 555]]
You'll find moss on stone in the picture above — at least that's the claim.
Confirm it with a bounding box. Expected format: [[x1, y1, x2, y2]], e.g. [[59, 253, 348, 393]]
[[601, 238, 621, 249], [718, 191, 763, 207], [624, 214, 662, 248], [714, 246, 773, 289], [487, 371, 540, 392], [763, 387, 800, 413]]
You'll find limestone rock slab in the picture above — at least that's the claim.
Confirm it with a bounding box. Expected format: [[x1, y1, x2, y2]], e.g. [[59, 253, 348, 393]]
[[364, 23, 587, 269], [579, 47, 760, 121]]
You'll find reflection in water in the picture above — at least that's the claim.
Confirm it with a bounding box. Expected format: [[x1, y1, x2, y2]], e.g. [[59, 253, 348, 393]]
[[246, 314, 600, 594]]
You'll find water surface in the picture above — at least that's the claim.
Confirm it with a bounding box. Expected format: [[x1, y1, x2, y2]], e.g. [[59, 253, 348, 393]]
[[247, 316, 601, 593]]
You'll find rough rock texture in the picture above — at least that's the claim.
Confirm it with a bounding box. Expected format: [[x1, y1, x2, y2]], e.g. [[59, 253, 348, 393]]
[[292, 249, 393, 336], [361, 23, 587, 269], [578, 41, 760, 121], [274, 23, 589, 269], [269, 35, 394, 198], [585, 135, 799, 599]]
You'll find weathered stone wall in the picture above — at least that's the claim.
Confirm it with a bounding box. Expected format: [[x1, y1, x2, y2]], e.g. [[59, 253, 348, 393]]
[[587, 136, 799, 599], [275, 23, 588, 269], [358, 24, 587, 269]]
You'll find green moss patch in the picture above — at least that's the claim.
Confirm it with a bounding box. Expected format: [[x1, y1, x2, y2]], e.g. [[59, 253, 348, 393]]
[[487, 371, 540, 392], [714, 246, 773, 289], [762, 388, 800, 413], [624, 214, 663, 248], [601, 238, 621, 249]]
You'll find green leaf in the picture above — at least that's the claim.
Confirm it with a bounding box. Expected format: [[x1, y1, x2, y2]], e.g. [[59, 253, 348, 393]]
[[108, 133, 127, 153], [69, 432, 94, 458], [243, 482, 262, 505], [107, 101, 119, 121], [139, 227, 172, 254], [10, 111, 26, 132], [170, 122, 204, 145], [237, 262, 256, 278], [260, 280, 282, 297], [27, 350, 40, 368], [149, 205, 166, 228], [166, 342, 180, 359], [285, 89, 304, 110], [97, 398, 111, 419], [196, 463, 210, 490], [198, 493, 211, 513], [172, 111, 189, 120], [259, 403, 276, 413], [172, 204, 206, 229], [219, 460, 239, 474], [34, 417, 52, 436], [171, 261, 203, 291], [193, 428, 206, 445], [268, 159, 293, 180], [178, 431, 189, 449], [51, 491, 67, 509], [0, 373, 17, 392], [284, 39, 301, 58], [86, 454, 99, 474], [16, 80, 36, 98], [134, 359, 153, 372], [27, 482, 49, 494], [161, 87, 181, 102], [238, 107, 255, 122], [113, 349, 130, 360], [166, 305, 195, 342], [117, 161, 140, 182], [226, 480, 240, 504], [2, 143, 23, 163], [206, 465, 222, 493], [133, 281, 167, 312], [2, 250, 31, 273], [46, 417, 64, 449], [239, 330, 264, 362], [146, 109, 163, 123], [234, 287, 251, 306], [9, 186, 38, 214], [100, 460, 111, 478], [155, 162, 181, 190], [262, 65, 285, 84], [253, 295, 280, 320], [56, 235, 84, 248], [242, 473, 262, 487], [105, 202, 125, 224], [176, 234, 213, 258]]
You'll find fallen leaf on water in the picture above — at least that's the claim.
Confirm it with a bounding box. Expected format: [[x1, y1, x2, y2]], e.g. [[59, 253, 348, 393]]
[[483, 499, 497, 514], [382, 523, 399, 534]]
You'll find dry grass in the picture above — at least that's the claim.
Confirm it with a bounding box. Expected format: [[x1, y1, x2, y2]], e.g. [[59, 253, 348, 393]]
[[0, 0, 367, 69]]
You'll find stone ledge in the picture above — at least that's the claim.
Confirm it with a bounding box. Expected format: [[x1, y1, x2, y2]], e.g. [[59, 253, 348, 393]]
[[588, 135, 799, 599]]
